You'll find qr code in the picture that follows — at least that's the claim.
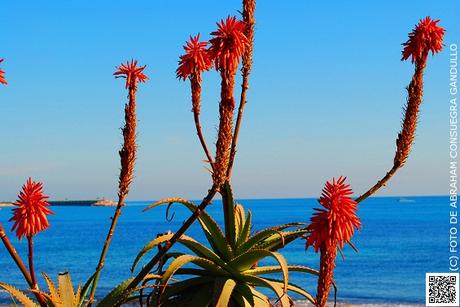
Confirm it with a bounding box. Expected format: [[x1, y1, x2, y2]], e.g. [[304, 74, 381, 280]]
[[426, 273, 459, 306]]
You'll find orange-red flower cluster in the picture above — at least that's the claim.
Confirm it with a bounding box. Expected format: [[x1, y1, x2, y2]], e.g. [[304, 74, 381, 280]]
[[114, 60, 148, 89], [0, 59, 6, 85], [306, 176, 361, 252], [177, 34, 213, 80], [209, 16, 249, 72], [402, 17, 445, 63], [10, 178, 53, 240]]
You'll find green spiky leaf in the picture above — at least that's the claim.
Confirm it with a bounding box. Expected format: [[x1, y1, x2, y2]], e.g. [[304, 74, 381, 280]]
[[160, 255, 226, 287], [265, 278, 316, 305], [258, 228, 309, 251], [248, 287, 270, 307], [43, 272, 60, 304], [242, 275, 290, 307], [234, 204, 245, 239], [79, 271, 97, 307], [161, 276, 214, 299], [229, 249, 288, 293], [74, 285, 82, 307], [0, 283, 38, 307], [232, 283, 255, 307], [221, 182, 237, 250], [213, 278, 236, 307], [161, 282, 213, 307], [246, 264, 318, 277], [132, 233, 174, 272], [177, 236, 234, 274], [144, 198, 233, 260], [237, 223, 305, 254], [58, 272, 76, 306], [236, 208, 252, 247]]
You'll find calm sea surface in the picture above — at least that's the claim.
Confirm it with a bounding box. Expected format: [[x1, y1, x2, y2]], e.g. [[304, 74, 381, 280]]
[[0, 196, 451, 304]]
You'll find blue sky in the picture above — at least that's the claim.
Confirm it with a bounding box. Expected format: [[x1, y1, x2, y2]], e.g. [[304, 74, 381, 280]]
[[0, 1, 459, 200]]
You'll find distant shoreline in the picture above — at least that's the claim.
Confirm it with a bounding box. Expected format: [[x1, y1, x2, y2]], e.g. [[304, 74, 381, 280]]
[[0, 199, 116, 208]]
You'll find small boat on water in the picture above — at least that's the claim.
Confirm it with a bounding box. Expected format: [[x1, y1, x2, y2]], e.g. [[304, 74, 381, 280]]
[[398, 198, 415, 203], [92, 199, 116, 206]]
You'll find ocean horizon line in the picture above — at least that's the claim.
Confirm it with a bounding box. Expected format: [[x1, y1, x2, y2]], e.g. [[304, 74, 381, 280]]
[[126, 194, 448, 203], [0, 194, 449, 205]]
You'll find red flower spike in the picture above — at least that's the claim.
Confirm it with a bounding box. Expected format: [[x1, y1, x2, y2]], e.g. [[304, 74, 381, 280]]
[[177, 34, 213, 80], [0, 59, 7, 85], [114, 59, 148, 89], [209, 16, 249, 72], [10, 178, 53, 240], [306, 176, 361, 252], [402, 17, 445, 63]]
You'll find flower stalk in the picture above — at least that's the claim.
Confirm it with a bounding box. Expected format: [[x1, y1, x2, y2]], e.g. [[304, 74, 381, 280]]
[[87, 60, 147, 305], [209, 15, 249, 244], [227, 0, 255, 179], [177, 34, 214, 167], [355, 17, 445, 204], [27, 236, 38, 289], [214, 70, 237, 187], [210, 16, 249, 189]]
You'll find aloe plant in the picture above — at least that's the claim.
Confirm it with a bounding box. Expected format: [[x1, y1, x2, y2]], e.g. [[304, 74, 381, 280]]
[[124, 183, 317, 307], [0, 272, 91, 307]]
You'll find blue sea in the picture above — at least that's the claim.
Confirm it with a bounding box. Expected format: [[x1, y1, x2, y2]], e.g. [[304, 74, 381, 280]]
[[0, 196, 452, 305]]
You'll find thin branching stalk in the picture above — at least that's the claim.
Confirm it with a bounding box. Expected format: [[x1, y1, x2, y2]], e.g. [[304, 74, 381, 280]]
[[177, 35, 214, 169], [0, 224, 33, 286], [87, 195, 128, 305], [355, 53, 427, 204], [191, 74, 215, 168], [356, 17, 444, 203], [227, 0, 256, 179]]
